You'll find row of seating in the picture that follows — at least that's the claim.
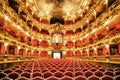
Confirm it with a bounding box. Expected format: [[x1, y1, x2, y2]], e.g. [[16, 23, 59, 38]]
[[0, 59, 120, 80]]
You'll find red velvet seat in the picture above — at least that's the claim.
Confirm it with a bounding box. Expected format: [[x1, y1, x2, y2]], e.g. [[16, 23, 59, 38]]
[[115, 75, 120, 80], [15, 69, 23, 73], [82, 68, 89, 72], [99, 68, 106, 72], [1, 77, 11, 80], [59, 69, 65, 73], [74, 75, 87, 80], [17, 77, 28, 80], [115, 68, 120, 71], [41, 69, 49, 73], [46, 76, 59, 80], [4, 69, 12, 74], [90, 68, 97, 72], [64, 71, 74, 77], [54, 71, 63, 78], [0, 72, 6, 79], [95, 71, 104, 77], [75, 71, 83, 77], [104, 71, 114, 77], [115, 71, 120, 76], [101, 75, 114, 80], [8, 72, 18, 79], [50, 68, 57, 73], [33, 72, 42, 78], [84, 71, 93, 77], [74, 68, 81, 71], [61, 76, 73, 80], [21, 72, 31, 78], [33, 69, 41, 72], [107, 68, 114, 72], [88, 75, 100, 80], [25, 69, 32, 73], [32, 76, 44, 80], [43, 71, 52, 78]]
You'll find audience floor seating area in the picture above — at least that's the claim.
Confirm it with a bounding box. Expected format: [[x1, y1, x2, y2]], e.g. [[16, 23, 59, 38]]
[[0, 59, 120, 80]]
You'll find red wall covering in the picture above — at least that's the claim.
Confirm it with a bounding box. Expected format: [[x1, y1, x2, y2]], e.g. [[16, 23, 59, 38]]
[[75, 51, 81, 57], [75, 40, 81, 48], [66, 41, 74, 48], [66, 51, 73, 57], [33, 51, 37, 56], [40, 41, 48, 48], [102, 46, 109, 56], [40, 51, 48, 57], [118, 44, 120, 55]]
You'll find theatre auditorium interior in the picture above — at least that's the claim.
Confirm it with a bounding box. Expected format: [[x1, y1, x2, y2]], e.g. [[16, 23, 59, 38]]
[[1, 0, 120, 80]]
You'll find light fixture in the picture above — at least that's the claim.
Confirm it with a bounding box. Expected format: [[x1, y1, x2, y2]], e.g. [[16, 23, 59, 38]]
[[104, 20, 109, 26], [39, 39, 42, 41], [46, 10, 49, 15], [105, 0, 108, 4], [105, 44, 109, 48], [67, 12, 70, 16], [5, 15, 10, 21], [80, 38, 83, 40], [92, 28, 96, 33], [4, 43, 8, 47], [31, 36, 34, 39], [25, 32, 30, 36], [18, 46, 21, 50]]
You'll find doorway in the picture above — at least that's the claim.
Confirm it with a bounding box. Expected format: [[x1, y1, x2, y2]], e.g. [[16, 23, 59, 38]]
[[52, 50, 62, 59]]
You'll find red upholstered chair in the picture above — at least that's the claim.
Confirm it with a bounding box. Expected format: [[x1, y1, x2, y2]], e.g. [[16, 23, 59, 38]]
[[4, 69, 12, 74], [99, 68, 106, 72], [95, 71, 104, 77], [33, 69, 41, 72], [0, 70, 2, 72], [54, 71, 63, 78], [82, 68, 89, 72], [74, 68, 81, 71], [15, 69, 23, 73], [66, 68, 73, 72], [32, 76, 44, 80], [21, 72, 31, 78], [101, 75, 114, 80], [115, 68, 120, 71], [1, 77, 11, 80], [46, 76, 59, 80], [74, 75, 87, 80], [61, 76, 73, 80], [90, 68, 97, 72], [115, 71, 120, 76], [33, 72, 42, 78], [115, 75, 120, 80], [59, 68, 65, 73], [25, 69, 32, 73], [43, 71, 52, 78], [41, 69, 49, 73], [64, 71, 74, 77], [0, 72, 6, 79], [8, 72, 19, 79], [104, 71, 114, 77], [107, 68, 114, 72], [88, 75, 100, 80], [17, 77, 29, 80], [50, 68, 57, 73], [75, 71, 83, 77], [84, 71, 93, 77]]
